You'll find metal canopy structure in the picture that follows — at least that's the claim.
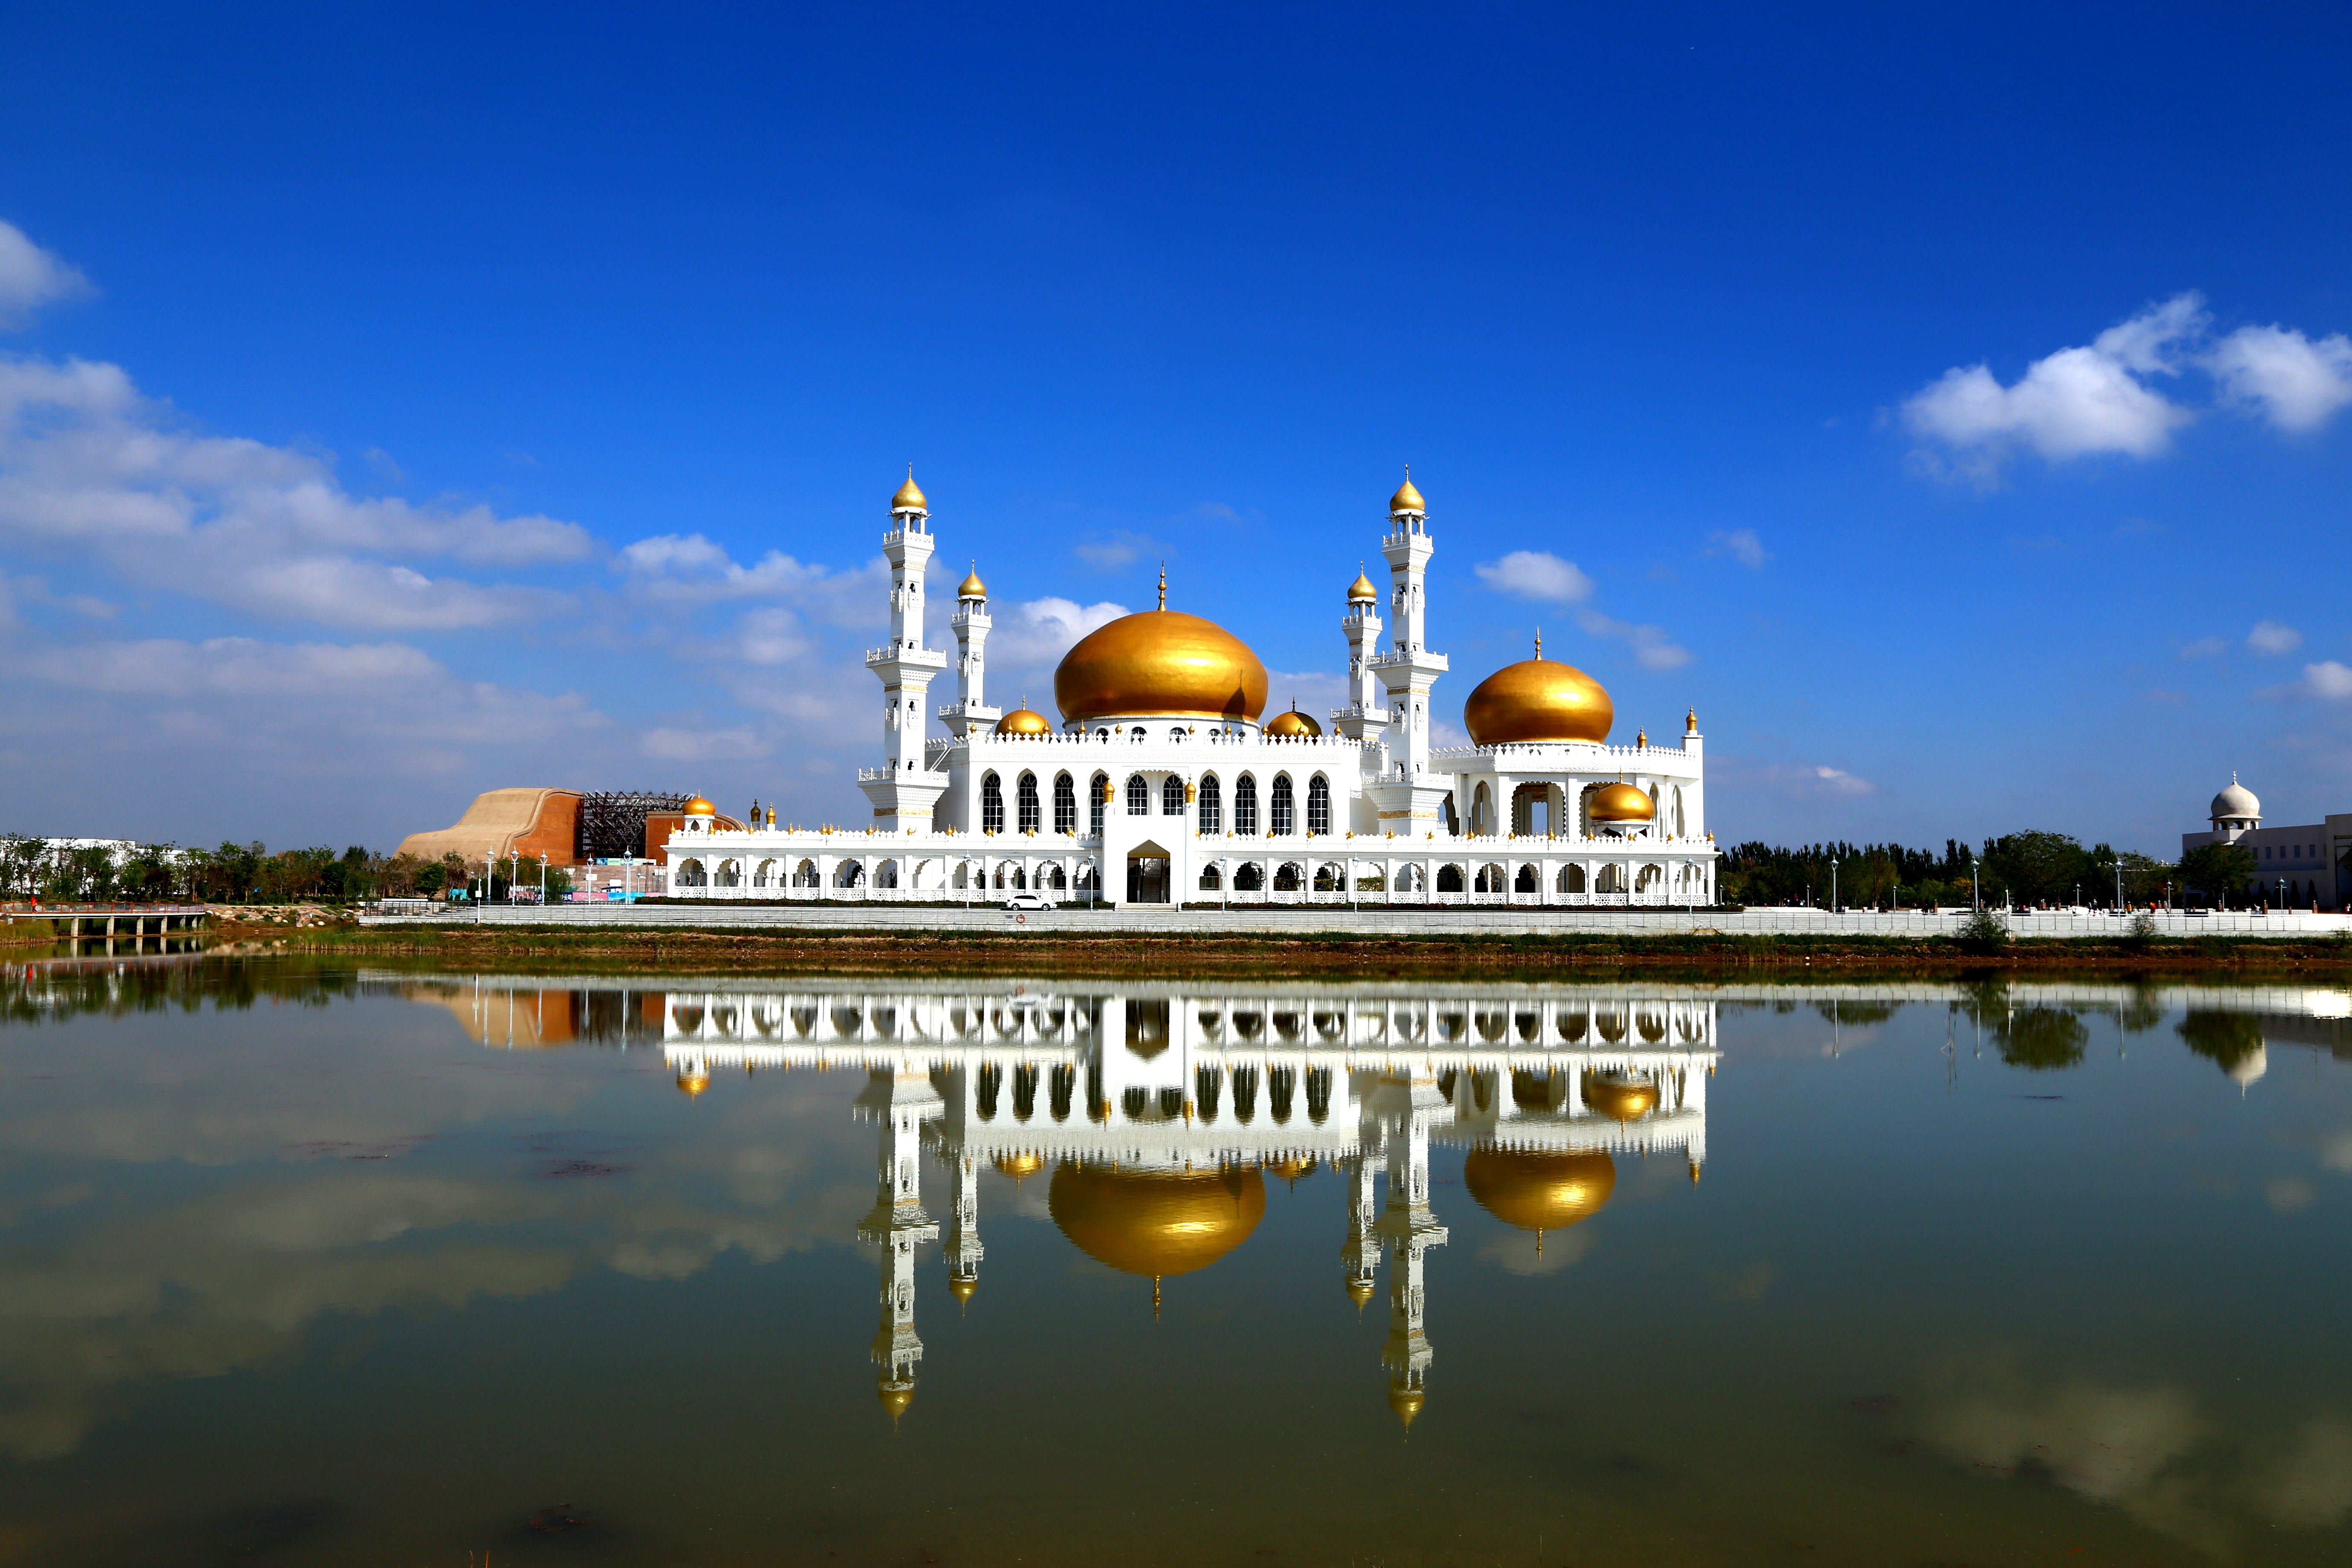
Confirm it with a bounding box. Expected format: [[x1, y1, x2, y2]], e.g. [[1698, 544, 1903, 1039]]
[[576, 791, 692, 861]]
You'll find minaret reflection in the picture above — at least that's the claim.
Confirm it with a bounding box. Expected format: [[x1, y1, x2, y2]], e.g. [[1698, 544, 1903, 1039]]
[[854, 1066, 941, 1425], [655, 985, 1719, 1432], [1370, 1070, 1449, 1430]]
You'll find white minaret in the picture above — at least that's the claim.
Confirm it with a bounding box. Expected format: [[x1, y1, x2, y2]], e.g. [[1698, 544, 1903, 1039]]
[[1334, 565, 1389, 744], [1340, 1150, 1383, 1312], [941, 564, 1001, 738], [1375, 470, 1449, 774], [858, 469, 952, 829], [943, 1142, 984, 1311], [855, 1066, 942, 1427]]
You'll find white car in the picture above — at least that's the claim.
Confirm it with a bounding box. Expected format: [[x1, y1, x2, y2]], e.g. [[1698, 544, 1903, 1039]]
[[1003, 892, 1057, 911]]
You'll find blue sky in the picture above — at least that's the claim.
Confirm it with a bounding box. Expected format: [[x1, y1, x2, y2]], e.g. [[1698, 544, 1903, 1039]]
[[3, 2, 2349, 854]]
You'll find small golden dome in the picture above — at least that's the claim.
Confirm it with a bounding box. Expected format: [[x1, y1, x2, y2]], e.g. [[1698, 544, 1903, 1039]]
[[1050, 1163, 1265, 1278], [891, 469, 927, 512], [958, 567, 986, 599], [1265, 1155, 1317, 1184], [1347, 1277, 1378, 1309], [1388, 1382, 1427, 1429], [992, 1151, 1045, 1182], [947, 1275, 979, 1306], [676, 1070, 710, 1097], [683, 795, 717, 816], [1463, 658, 1613, 746], [1264, 704, 1322, 738], [994, 704, 1053, 737], [1389, 472, 1426, 515], [1348, 568, 1380, 603], [878, 1384, 915, 1418], [1587, 781, 1654, 823], [1054, 609, 1269, 725], [1463, 1148, 1617, 1233], [1581, 1069, 1660, 1121]]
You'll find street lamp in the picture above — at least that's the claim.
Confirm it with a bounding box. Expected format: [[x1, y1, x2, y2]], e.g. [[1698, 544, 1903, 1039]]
[[1831, 858, 1840, 914], [539, 854, 548, 905], [1971, 852, 1981, 914]]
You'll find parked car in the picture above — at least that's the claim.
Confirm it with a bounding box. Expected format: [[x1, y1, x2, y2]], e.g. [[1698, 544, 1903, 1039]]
[[1004, 892, 1056, 911]]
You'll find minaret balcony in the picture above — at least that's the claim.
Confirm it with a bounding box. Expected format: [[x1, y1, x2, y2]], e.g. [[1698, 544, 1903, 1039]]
[[866, 645, 949, 670]]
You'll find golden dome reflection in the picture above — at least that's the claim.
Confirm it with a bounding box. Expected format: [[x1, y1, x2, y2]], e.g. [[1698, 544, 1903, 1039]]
[[1462, 656, 1613, 747], [675, 1071, 710, 1097], [1347, 1277, 1378, 1310], [878, 1384, 915, 1419], [1048, 1161, 1266, 1280], [991, 1151, 1046, 1182], [1581, 1070, 1660, 1121], [1462, 1148, 1617, 1234], [1054, 609, 1270, 726], [1388, 1382, 1427, 1430], [1587, 781, 1655, 823], [947, 1275, 979, 1308]]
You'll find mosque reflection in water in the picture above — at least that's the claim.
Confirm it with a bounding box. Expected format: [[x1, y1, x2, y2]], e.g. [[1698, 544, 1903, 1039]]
[[659, 986, 1717, 1429]]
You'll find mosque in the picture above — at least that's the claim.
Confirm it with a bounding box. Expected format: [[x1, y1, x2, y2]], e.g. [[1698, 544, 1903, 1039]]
[[657, 980, 1718, 1428], [659, 471, 1717, 906]]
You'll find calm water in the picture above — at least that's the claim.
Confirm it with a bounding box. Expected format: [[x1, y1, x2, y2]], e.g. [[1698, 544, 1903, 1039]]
[[1, 960, 2349, 1567]]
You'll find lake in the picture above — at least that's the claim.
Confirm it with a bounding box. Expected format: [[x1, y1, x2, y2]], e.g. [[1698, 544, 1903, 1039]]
[[0, 957, 2347, 1566]]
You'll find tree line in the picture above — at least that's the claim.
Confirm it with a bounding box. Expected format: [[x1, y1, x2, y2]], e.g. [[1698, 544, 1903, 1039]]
[[1719, 830, 2269, 910], [0, 837, 572, 904]]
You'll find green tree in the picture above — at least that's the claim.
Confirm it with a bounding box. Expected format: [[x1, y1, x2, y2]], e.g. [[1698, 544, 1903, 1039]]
[[2177, 1011, 2264, 1077], [1981, 831, 2096, 907], [2178, 841, 2256, 909], [1995, 1006, 2089, 1071]]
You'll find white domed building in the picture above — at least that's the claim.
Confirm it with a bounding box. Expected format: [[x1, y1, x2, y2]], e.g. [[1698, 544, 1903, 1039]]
[[2180, 773, 2349, 908], [662, 472, 1719, 909]]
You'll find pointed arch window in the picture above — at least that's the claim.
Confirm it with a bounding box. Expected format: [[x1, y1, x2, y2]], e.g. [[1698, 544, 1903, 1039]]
[[1306, 775, 1331, 835], [1234, 774, 1259, 836], [1126, 774, 1150, 815], [1270, 774, 1296, 836], [1090, 772, 1109, 834], [1054, 772, 1077, 834], [1162, 774, 1185, 815], [1197, 773, 1223, 833], [981, 772, 1004, 834], [1017, 772, 1041, 833]]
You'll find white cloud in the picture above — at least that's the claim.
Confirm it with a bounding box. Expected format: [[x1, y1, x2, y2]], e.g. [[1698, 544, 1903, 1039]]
[[1574, 607, 1690, 670], [2211, 324, 2352, 432], [1072, 531, 1157, 572], [989, 595, 1129, 668], [1903, 294, 2203, 472], [642, 726, 767, 762], [2304, 661, 2352, 699], [614, 532, 885, 625], [2249, 619, 2304, 654], [1474, 549, 1593, 603], [0, 219, 92, 328], [1705, 528, 1768, 568], [0, 355, 592, 629], [1811, 765, 1874, 796]]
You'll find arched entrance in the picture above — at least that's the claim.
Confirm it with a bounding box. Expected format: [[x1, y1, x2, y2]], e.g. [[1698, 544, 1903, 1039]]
[[1127, 840, 1171, 904]]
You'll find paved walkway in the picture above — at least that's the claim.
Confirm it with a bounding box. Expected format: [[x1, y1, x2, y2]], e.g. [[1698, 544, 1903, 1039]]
[[357, 903, 2352, 940]]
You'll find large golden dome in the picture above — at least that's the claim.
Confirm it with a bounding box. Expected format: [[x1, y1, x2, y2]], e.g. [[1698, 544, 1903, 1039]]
[[1054, 610, 1269, 725], [1463, 1148, 1616, 1233], [1462, 657, 1612, 746], [1049, 1162, 1265, 1278], [1587, 781, 1654, 823]]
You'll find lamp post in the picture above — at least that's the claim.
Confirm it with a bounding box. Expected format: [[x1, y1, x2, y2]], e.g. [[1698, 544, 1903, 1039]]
[[539, 854, 548, 906], [2278, 876, 2286, 911], [1831, 858, 1840, 914], [2115, 861, 2124, 911], [1971, 852, 1981, 914]]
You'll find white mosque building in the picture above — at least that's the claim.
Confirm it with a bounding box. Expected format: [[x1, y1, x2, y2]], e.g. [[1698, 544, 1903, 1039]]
[[2181, 774, 2349, 908], [662, 472, 1717, 908]]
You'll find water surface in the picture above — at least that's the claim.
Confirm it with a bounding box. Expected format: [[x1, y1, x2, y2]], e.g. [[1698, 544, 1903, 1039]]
[[1, 959, 2348, 1566]]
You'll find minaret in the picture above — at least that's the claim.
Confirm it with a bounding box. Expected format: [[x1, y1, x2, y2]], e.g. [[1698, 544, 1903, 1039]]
[[1375, 470, 1450, 775], [855, 1066, 943, 1426], [1334, 566, 1389, 744], [1372, 1069, 1449, 1432], [943, 1144, 984, 1311], [1339, 1151, 1382, 1312], [858, 469, 952, 829], [941, 564, 1000, 738]]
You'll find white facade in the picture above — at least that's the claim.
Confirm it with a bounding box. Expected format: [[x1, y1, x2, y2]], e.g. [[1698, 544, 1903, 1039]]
[[2181, 775, 2350, 908], [664, 478, 1718, 909]]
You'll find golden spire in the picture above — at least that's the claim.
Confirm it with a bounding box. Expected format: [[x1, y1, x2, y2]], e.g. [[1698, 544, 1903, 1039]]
[[1687, 706, 1698, 734], [1533, 629, 1542, 660], [1157, 561, 1167, 611], [1347, 562, 1379, 603], [1389, 465, 1426, 517], [890, 463, 927, 513], [958, 560, 986, 599], [1636, 727, 1647, 748], [1152, 1275, 1162, 1318]]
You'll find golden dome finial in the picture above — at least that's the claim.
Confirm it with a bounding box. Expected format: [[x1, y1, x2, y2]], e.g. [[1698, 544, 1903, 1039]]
[[1637, 726, 1647, 748], [1348, 563, 1379, 603], [1389, 466, 1426, 517], [948, 1274, 978, 1313], [959, 560, 986, 599], [891, 464, 927, 514], [1533, 629, 1541, 660], [1687, 706, 1697, 734], [1152, 1276, 1162, 1319], [1157, 561, 1167, 611]]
